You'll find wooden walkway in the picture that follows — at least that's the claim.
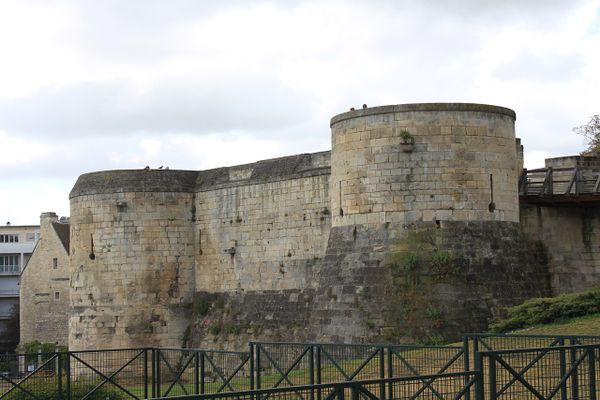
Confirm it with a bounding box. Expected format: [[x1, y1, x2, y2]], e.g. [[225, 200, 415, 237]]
[[519, 166, 600, 206]]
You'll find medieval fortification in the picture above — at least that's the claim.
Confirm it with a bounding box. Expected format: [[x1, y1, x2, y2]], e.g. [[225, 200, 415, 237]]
[[22, 103, 600, 351]]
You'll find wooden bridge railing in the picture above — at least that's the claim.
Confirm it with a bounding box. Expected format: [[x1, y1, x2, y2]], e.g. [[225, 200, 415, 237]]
[[519, 166, 600, 204]]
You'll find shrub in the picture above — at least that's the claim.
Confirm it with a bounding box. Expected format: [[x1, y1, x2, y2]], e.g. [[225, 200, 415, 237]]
[[18, 341, 68, 363], [489, 287, 600, 332], [193, 297, 211, 316], [428, 250, 454, 276]]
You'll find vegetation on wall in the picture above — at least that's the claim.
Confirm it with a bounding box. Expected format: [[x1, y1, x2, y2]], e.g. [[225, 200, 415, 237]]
[[382, 227, 457, 344], [489, 287, 600, 332]]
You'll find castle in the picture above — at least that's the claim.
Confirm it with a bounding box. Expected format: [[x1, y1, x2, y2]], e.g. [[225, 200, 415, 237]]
[[20, 103, 600, 350]]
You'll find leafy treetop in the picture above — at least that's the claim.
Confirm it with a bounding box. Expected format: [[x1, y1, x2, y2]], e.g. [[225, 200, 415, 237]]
[[573, 114, 600, 155]]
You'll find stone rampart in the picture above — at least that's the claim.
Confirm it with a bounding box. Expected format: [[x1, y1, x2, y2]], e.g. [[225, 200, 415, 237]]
[[69, 188, 196, 350], [66, 103, 598, 350]]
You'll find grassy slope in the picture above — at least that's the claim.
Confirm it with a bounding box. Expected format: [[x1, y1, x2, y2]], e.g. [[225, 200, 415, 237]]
[[510, 313, 600, 336]]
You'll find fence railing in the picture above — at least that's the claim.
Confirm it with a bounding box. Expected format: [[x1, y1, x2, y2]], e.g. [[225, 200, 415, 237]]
[[155, 349, 251, 398], [154, 370, 481, 400], [250, 342, 466, 390], [2, 335, 600, 399], [477, 344, 600, 400], [1, 348, 152, 400]]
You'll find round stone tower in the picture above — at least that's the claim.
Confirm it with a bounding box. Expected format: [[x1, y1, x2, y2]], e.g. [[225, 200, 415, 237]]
[[329, 103, 519, 227], [68, 170, 197, 350]]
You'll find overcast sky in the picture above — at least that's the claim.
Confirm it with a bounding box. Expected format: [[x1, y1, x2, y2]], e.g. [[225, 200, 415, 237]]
[[1, 0, 599, 225]]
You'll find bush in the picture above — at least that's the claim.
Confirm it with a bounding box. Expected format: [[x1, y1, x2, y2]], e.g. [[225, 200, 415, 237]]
[[489, 287, 600, 332], [18, 341, 68, 363]]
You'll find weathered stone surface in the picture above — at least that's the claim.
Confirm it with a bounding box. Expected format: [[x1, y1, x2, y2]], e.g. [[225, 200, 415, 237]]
[[64, 103, 600, 350]]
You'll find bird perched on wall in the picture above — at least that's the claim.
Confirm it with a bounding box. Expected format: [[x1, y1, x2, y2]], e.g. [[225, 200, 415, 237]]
[[144, 166, 150, 170], [158, 166, 164, 169], [362, 104, 367, 109]]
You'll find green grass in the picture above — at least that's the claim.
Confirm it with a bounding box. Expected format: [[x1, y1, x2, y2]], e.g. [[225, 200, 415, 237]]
[[511, 313, 600, 336]]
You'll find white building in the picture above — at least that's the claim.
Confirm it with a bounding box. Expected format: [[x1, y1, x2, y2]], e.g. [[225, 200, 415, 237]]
[[0, 222, 39, 351]]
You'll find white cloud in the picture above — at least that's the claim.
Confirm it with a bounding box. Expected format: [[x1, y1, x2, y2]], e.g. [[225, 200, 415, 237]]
[[0, 0, 599, 224]]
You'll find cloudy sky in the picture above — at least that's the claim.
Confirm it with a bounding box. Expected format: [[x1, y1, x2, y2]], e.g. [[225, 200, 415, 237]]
[[1, 0, 599, 225]]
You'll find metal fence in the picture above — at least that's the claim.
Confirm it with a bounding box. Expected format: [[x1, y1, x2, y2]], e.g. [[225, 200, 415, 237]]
[[155, 349, 251, 398], [476, 344, 600, 399], [251, 342, 466, 390], [2, 335, 600, 399], [1, 348, 152, 400], [155, 371, 481, 400]]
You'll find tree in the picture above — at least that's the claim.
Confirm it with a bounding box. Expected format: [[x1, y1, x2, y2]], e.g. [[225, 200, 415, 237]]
[[573, 114, 600, 155]]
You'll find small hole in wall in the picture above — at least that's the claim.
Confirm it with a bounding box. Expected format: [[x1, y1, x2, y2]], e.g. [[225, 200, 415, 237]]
[[340, 208, 344, 216], [352, 226, 357, 240], [435, 220, 441, 229]]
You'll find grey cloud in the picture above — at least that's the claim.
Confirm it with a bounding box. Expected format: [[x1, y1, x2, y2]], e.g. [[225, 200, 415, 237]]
[[0, 78, 312, 137], [494, 52, 583, 82]]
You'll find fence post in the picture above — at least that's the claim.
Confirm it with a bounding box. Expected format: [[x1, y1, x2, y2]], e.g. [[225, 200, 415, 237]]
[[143, 349, 148, 400], [309, 345, 315, 400], [570, 346, 579, 400], [387, 346, 393, 400], [57, 352, 63, 400], [65, 352, 71, 400], [488, 354, 497, 400], [194, 351, 200, 395], [589, 349, 596, 400], [151, 349, 156, 399], [200, 351, 205, 395], [474, 351, 484, 400], [156, 349, 161, 398], [379, 347, 385, 400], [316, 346, 322, 400], [249, 343, 254, 391], [256, 344, 261, 390], [559, 339, 567, 400], [464, 336, 471, 400]]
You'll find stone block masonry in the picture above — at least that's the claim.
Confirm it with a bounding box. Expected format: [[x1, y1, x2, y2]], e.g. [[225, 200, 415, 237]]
[[67, 103, 593, 350]]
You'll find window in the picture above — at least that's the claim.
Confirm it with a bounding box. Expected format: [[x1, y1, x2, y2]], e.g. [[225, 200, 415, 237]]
[[26, 233, 36, 241], [0, 255, 19, 273], [53, 258, 58, 269], [0, 234, 19, 243], [54, 292, 60, 300]]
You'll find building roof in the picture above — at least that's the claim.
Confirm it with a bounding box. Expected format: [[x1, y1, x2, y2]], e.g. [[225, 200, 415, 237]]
[[52, 222, 70, 253]]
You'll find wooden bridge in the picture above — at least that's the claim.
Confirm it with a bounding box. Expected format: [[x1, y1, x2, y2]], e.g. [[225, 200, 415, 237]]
[[519, 166, 600, 205]]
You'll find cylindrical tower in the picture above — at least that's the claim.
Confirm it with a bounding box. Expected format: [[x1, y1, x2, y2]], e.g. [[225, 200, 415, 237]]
[[329, 103, 519, 227], [68, 170, 197, 350]]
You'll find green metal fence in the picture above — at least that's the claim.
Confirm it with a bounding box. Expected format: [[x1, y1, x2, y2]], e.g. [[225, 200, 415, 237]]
[[3, 334, 600, 399], [477, 344, 600, 399], [251, 342, 466, 390], [154, 349, 251, 398], [154, 370, 481, 400], [0, 348, 151, 400]]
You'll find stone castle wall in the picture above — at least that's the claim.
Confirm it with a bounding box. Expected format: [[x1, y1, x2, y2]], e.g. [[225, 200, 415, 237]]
[[194, 152, 330, 293], [520, 204, 600, 294], [330, 104, 519, 227], [69, 178, 196, 350], [65, 103, 599, 350]]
